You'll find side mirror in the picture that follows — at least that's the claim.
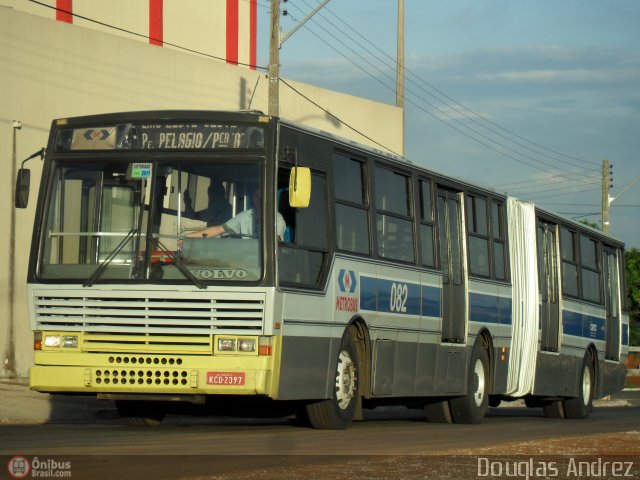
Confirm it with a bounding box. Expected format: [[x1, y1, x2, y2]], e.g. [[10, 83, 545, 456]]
[[289, 167, 311, 208], [15, 168, 31, 208]]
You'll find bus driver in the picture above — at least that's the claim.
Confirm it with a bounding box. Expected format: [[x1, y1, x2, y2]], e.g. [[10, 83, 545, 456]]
[[185, 191, 286, 241]]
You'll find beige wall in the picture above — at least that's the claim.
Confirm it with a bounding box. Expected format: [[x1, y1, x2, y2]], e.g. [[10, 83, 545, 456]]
[[4, 0, 255, 67], [0, 7, 403, 378]]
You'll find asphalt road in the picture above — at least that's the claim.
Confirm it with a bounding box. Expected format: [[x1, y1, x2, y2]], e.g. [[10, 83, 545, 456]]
[[1, 391, 639, 479]]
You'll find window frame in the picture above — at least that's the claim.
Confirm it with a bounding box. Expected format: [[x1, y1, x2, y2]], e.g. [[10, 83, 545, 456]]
[[332, 151, 371, 256], [490, 200, 508, 281], [560, 227, 580, 298], [277, 168, 330, 289], [465, 193, 491, 278], [418, 176, 437, 268], [373, 164, 415, 264], [579, 234, 602, 304]]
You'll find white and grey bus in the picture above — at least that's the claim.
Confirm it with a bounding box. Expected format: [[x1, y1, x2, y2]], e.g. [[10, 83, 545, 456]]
[[16, 110, 629, 429]]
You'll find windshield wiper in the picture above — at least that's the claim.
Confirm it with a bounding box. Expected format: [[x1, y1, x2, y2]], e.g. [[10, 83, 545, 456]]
[[154, 237, 206, 290], [83, 228, 137, 288]]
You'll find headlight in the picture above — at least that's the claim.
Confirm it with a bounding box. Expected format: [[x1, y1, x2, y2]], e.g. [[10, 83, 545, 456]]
[[215, 336, 259, 354], [238, 339, 256, 352], [44, 335, 61, 348], [217, 338, 236, 352], [62, 336, 79, 348], [43, 334, 79, 349]]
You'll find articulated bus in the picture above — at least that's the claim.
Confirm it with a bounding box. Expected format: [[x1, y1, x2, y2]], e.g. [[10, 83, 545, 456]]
[[16, 110, 628, 429]]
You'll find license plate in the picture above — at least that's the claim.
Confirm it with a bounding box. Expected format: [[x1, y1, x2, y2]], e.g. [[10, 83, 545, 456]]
[[207, 372, 245, 386]]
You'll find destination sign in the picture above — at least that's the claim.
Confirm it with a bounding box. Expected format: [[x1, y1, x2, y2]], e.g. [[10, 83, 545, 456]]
[[58, 122, 266, 151], [138, 124, 265, 150]]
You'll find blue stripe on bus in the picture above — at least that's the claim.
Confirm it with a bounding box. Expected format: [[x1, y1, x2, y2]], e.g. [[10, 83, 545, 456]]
[[622, 323, 629, 346], [469, 292, 512, 325], [422, 285, 441, 318], [377, 278, 421, 315], [360, 276, 439, 317], [562, 310, 605, 341], [360, 276, 608, 343], [360, 276, 378, 311]]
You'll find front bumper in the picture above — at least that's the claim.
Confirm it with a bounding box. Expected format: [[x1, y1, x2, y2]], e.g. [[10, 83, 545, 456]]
[[30, 351, 277, 397]]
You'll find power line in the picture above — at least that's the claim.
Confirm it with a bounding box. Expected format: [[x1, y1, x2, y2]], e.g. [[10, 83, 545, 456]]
[[295, 0, 601, 171], [28, 0, 613, 195], [280, 78, 402, 158], [508, 177, 600, 197], [286, 1, 599, 184], [558, 212, 600, 220], [525, 187, 600, 201], [543, 203, 640, 207]]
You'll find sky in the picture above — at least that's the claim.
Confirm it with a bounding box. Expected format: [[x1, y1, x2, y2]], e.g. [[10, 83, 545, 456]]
[[255, 0, 640, 248]]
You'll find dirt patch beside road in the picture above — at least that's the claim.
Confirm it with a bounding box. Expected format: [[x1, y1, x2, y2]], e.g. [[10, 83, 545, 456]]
[[202, 432, 640, 480]]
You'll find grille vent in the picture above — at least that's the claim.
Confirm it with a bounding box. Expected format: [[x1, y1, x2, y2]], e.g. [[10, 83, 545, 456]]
[[32, 289, 266, 353], [94, 368, 189, 387]]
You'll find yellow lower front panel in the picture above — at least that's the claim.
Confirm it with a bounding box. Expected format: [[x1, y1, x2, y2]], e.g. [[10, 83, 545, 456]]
[[30, 351, 277, 397]]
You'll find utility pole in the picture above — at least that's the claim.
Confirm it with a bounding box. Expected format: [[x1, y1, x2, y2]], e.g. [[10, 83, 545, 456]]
[[268, 0, 332, 117], [396, 0, 405, 156], [601, 159, 611, 234], [268, 0, 281, 117]]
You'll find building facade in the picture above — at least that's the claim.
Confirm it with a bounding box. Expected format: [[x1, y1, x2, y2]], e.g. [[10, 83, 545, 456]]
[[0, 3, 403, 378], [5, 0, 257, 67]]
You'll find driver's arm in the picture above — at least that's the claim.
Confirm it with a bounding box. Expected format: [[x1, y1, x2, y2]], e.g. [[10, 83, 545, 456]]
[[185, 224, 225, 238]]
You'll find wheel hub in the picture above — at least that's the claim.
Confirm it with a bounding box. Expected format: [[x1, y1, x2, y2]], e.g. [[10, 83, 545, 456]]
[[335, 350, 356, 410]]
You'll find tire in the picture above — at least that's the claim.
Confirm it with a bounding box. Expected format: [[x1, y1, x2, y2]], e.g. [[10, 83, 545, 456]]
[[116, 400, 165, 427], [449, 344, 490, 424], [305, 333, 359, 430], [543, 400, 565, 419], [563, 354, 594, 420], [424, 399, 453, 423]]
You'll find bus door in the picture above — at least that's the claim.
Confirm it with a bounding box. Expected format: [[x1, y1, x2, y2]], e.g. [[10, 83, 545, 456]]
[[537, 221, 560, 351], [437, 188, 467, 343], [603, 247, 621, 360]]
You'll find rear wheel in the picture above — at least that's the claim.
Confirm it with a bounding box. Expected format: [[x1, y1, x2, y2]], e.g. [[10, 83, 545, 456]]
[[542, 400, 565, 418], [563, 354, 594, 419], [305, 332, 359, 430], [449, 344, 489, 424], [116, 401, 165, 427], [424, 399, 453, 423]]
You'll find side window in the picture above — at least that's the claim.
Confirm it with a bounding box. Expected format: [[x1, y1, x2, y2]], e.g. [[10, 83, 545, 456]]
[[491, 201, 507, 280], [560, 227, 579, 297], [419, 178, 435, 267], [580, 235, 601, 303], [278, 171, 328, 287], [375, 166, 414, 262], [466, 195, 490, 277], [333, 153, 370, 255]]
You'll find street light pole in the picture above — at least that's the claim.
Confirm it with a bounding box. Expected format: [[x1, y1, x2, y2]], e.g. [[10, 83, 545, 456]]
[[6, 121, 22, 378]]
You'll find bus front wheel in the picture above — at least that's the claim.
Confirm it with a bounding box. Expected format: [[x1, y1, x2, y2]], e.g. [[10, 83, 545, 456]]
[[304, 333, 359, 430]]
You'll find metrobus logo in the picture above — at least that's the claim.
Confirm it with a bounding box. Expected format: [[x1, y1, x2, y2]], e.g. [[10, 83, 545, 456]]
[[338, 269, 358, 294], [336, 269, 358, 313]]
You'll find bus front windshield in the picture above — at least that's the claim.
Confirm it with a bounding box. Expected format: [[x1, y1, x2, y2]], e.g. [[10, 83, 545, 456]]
[[39, 158, 264, 284]]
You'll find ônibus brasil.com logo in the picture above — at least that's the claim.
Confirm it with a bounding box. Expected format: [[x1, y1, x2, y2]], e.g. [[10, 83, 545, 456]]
[[7, 456, 72, 478]]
